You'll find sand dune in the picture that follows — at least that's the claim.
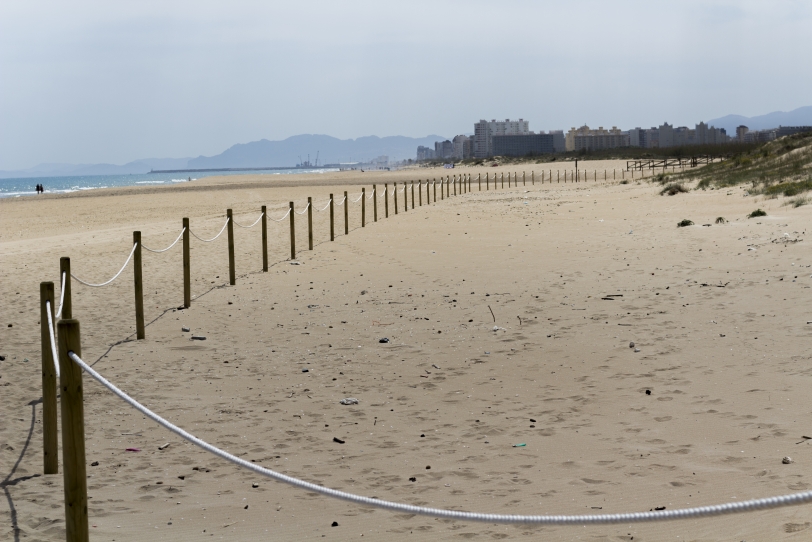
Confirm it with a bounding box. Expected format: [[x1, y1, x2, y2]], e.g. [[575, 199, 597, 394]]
[[3, 163, 812, 540]]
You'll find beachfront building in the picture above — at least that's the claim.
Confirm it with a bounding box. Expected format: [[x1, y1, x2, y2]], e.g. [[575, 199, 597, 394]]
[[492, 133, 555, 156], [565, 125, 630, 152], [736, 125, 749, 142], [416, 146, 435, 161], [435, 140, 453, 159], [452, 135, 474, 159], [473, 119, 530, 158]]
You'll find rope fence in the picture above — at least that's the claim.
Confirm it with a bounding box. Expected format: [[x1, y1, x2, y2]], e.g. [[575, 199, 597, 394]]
[[36, 167, 758, 541]]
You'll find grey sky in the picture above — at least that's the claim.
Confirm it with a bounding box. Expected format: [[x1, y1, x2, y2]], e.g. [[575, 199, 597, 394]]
[[1, 0, 810, 170]]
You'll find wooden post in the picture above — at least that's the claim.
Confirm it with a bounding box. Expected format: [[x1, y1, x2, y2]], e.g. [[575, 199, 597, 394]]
[[501, 172, 504, 188], [433, 179, 437, 202], [329, 196, 334, 241], [182, 218, 190, 307], [40, 281, 58, 475], [486, 172, 489, 190], [133, 231, 145, 339], [523, 171, 526, 185], [531, 171, 534, 185], [384, 184, 389, 216], [411, 181, 415, 209], [59, 257, 72, 319], [394, 183, 398, 214], [418, 180, 422, 206], [440, 179, 444, 200], [261, 206, 268, 271], [57, 318, 89, 542], [478, 173, 481, 191], [226, 210, 235, 285], [373, 186, 378, 222], [307, 197, 313, 249], [453, 175, 457, 196], [403, 183, 408, 212], [343, 192, 348, 235], [289, 202, 296, 260], [361, 188, 366, 226]]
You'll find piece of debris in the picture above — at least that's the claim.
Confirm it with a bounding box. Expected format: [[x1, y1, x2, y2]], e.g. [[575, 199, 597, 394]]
[[182, 326, 190, 332], [379, 338, 389, 343], [634, 348, 641, 353], [629, 342, 635, 348], [512, 443, 526, 447], [645, 390, 651, 395], [783, 456, 794, 464], [339, 398, 359, 405], [158, 443, 170, 450], [301, 368, 309, 373], [191, 335, 206, 341], [333, 437, 345, 444], [252, 483, 259, 488], [331, 521, 339, 527], [91, 461, 99, 466]]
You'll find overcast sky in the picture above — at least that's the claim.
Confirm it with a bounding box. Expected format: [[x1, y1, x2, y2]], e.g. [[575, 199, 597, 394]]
[[1, 1, 810, 169]]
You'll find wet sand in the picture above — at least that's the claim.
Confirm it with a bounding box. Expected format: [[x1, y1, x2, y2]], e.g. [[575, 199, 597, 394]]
[[3, 163, 812, 540]]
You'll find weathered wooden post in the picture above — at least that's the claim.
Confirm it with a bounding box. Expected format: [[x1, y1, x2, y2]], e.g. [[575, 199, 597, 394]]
[[329, 196, 335, 241], [57, 318, 89, 542], [59, 257, 72, 319], [133, 231, 145, 339], [384, 184, 389, 216], [531, 171, 534, 185], [523, 171, 526, 185], [182, 218, 191, 306], [433, 179, 437, 202], [373, 185, 378, 222], [361, 188, 366, 226], [453, 175, 457, 196], [411, 181, 415, 209], [486, 172, 489, 190], [307, 197, 314, 249], [343, 192, 348, 235], [40, 281, 58, 475], [394, 182, 399, 214], [501, 172, 504, 188], [289, 202, 296, 260], [261, 206, 268, 271], [226, 210, 235, 285], [418, 180, 422, 206], [478, 173, 481, 191]]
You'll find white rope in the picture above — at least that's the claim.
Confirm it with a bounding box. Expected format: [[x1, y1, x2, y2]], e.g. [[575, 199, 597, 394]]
[[71, 243, 137, 287], [190, 218, 230, 242], [44, 300, 60, 378], [55, 271, 66, 318], [233, 212, 264, 229], [334, 196, 347, 206], [65, 349, 812, 525], [296, 202, 310, 215], [142, 228, 186, 253], [367, 190, 374, 200], [315, 199, 332, 212], [350, 193, 364, 203], [270, 208, 292, 222]]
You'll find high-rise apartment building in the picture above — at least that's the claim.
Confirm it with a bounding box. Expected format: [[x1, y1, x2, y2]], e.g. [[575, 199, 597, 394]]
[[473, 119, 530, 157], [565, 126, 629, 152], [416, 146, 435, 161], [452, 135, 473, 159], [434, 140, 453, 159]]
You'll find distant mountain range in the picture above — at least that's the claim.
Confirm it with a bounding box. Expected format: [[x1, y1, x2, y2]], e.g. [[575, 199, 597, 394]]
[[0, 134, 446, 179], [708, 106, 812, 134]]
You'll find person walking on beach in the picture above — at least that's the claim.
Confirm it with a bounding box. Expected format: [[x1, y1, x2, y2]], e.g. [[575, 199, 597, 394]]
[[35, 184, 41, 194]]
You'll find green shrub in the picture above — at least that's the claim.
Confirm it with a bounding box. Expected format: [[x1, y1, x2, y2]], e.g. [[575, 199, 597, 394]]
[[660, 183, 688, 196], [748, 209, 767, 218]]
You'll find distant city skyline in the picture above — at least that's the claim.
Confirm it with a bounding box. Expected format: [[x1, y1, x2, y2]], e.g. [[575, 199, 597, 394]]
[[2, 1, 811, 170]]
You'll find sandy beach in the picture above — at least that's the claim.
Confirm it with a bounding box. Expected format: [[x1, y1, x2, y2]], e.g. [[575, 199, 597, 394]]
[[3, 163, 812, 541]]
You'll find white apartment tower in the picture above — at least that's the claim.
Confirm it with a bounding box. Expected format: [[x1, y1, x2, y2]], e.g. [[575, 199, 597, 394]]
[[474, 119, 530, 158]]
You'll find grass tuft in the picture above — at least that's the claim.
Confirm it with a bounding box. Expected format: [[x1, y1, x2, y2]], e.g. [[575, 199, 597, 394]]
[[748, 209, 767, 218], [677, 219, 694, 227], [660, 183, 689, 196], [715, 216, 727, 224]]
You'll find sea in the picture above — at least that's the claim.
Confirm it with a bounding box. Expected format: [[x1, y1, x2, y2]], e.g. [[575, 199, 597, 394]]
[[0, 168, 339, 199]]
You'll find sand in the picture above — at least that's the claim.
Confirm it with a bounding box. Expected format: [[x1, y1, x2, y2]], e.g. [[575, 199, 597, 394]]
[[2, 162, 812, 541]]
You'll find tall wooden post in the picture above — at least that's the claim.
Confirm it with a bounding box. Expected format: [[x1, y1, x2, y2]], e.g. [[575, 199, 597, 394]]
[[433, 179, 437, 202], [343, 192, 349, 235], [133, 231, 145, 339], [404, 183, 408, 212], [261, 206, 268, 271], [394, 183, 398, 214], [453, 175, 457, 196], [182, 218, 190, 307], [226, 210, 235, 285], [486, 172, 489, 190], [418, 181, 422, 206], [411, 181, 415, 209], [361, 188, 366, 226], [384, 184, 389, 217], [40, 282, 58, 475], [329, 195, 334, 241], [501, 172, 504, 188], [478, 173, 481, 191], [373, 185, 378, 222], [59, 257, 72, 319], [57, 318, 88, 542], [440, 179, 444, 200], [523, 171, 526, 185], [289, 202, 296, 260], [307, 198, 313, 249]]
